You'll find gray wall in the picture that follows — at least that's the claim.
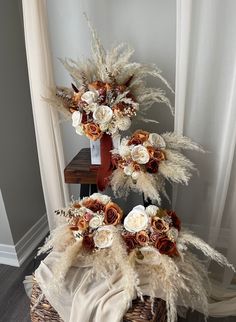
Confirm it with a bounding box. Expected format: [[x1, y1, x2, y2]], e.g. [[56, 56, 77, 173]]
[[0, 0, 46, 244], [46, 0, 176, 200]]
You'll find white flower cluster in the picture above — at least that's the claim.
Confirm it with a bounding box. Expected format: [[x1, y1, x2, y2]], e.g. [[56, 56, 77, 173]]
[[71, 89, 137, 138]]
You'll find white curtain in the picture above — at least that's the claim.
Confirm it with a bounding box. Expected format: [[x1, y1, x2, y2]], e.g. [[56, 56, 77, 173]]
[[175, 0, 236, 289], [22, 0, 69, 229]]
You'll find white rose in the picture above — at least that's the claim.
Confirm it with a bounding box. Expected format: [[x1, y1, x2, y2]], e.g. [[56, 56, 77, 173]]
[[116, 116, 131, 131], [149, 133, 166, 149], [119, 145, 131, 158], [99, 123, 109, 132], [94, 226, 114, 248], [131, 171, 140, 181], [89, 215, 104, 229], [145, 205, 159, 217], [131, 145, 150, 164], [124, 165, 134, 176], [136, 246, 161, 265], [90, 193, 111, 205], [75, 125, 84, 135], [124, 205, 149, 233], [81, 90, 98, 104], [93, 105, 113, 124], [72, 111, 82, 127]]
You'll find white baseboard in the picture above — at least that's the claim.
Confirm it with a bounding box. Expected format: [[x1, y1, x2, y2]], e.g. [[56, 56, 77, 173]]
[[0, 214, 49, 267]]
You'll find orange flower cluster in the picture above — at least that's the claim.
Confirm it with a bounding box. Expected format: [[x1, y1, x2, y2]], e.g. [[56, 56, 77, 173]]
[[112, 130, 167, 176]]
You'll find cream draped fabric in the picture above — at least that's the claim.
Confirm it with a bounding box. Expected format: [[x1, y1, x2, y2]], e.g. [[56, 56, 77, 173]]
[[35, 252, 236, 322], [174, 0, 236, 285], [22, 0, 69, 229]]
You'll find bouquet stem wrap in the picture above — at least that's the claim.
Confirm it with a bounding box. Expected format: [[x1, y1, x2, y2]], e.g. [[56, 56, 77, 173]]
[[97, 134, 113, 191]]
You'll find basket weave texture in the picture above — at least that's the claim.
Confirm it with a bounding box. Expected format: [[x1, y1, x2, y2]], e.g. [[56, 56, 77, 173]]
[[30, 278, 167, 322]]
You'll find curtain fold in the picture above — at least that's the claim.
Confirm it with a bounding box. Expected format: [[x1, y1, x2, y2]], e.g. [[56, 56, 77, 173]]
[[175, 0, 236, 286], [22, 0, 69, 229]]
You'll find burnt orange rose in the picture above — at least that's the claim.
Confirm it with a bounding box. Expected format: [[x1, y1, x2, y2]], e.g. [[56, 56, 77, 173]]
[[133, 163, 141, 172], [136, 231, 149, 246], [154, 236, 178, 257], [146, 146, 156, 157], [75, 217, 88, 231], [154, 149, 166, 162], [166, 210, 181, 231], [83, 122, 103, 141], [146, 158, 159, 173], [152, 217, 169, 232], [112, 102, 126, 113], [104, 202, 123, 225], [82, 198, 105, 213], [123, 233, 138, 251], [128, 130, 149, 145], [82, 235, 95, 251]]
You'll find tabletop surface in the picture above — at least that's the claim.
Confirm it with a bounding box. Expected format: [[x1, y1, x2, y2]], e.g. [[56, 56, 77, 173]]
[[64, 148, 99, 184]]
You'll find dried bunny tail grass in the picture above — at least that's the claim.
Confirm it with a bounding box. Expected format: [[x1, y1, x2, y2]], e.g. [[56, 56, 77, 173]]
[[50, 240, 83, 292], [37, 223, 74, 256], [162, 132, 205, 152], [158, 161, 192, 185], [164, 150, 196, 172], [42, 88, 72, 119], [179, 230, 236, 272], [135, 172, 162, 204]]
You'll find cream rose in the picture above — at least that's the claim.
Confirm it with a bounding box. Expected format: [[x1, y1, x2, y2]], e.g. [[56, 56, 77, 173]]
[[89, 215, 104, 229], [116, 116, 131, 131], [124, 205, 149, 233], [131, 145, 150, 164], [90, 193, 111, 205], [145, 205, 159, 217], [81, 90, 98, 104], [131, 171, 140, 180], [149, 133, 166, 149], [93, 105, 113, 124], [123, 165, 134, 176], [93, 226, 114, 248], [72, 111, 82, 127]]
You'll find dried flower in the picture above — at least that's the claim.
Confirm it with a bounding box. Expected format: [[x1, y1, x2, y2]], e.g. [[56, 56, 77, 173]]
[[104, 202, 123, 225], [136, 231, 149, 246]]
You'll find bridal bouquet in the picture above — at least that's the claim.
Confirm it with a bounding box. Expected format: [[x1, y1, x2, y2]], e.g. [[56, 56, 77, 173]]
[[40, 193, 235, 322], [46, 18, 173, 141], [110, 130, 204, 203]]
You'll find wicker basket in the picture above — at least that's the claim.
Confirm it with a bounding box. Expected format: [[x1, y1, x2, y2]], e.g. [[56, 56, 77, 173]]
[[30, 278, 167, 322]]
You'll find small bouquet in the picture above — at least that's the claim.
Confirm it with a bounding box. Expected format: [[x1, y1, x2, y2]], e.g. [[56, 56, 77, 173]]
[[40, 194, 235, 322], [46, 18, 173, 141], [110, 130, 204, 203]]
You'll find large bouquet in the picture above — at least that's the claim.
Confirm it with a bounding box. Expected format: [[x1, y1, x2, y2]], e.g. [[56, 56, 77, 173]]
[[40, 193, 235, 322], [46, 18, 173, 141], [110, 130, 203, 203]]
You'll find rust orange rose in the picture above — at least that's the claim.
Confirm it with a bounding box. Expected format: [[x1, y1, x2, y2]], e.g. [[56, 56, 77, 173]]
[[146, 146, 156, 157], [82, 198, 105, 213], [75, 217, 88, 231], [154, 149, 166, 162], [128, 130, 149, 145], [83, 122, 103, 141], [152, 217, 169, 232], [133, 163, 141, 172], [123, 233, 138, 251], [73, 202, 81, 209], [167, 210, 181, 231], [82, 235, 95, 251], [104, 202, 123, 225], [146, 158, 159, 173], [136, 231, 149, 246], [154, 236, 178, 257], [88, 80, 106, 91]]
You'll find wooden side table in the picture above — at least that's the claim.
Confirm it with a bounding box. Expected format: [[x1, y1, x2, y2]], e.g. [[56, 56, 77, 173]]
[[64, 148, 99, 198]]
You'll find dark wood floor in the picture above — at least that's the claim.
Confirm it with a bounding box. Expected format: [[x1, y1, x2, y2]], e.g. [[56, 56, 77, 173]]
[[0, 249, 235, 322]]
